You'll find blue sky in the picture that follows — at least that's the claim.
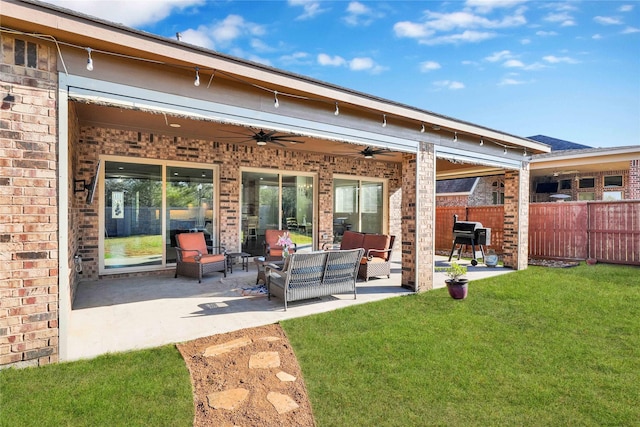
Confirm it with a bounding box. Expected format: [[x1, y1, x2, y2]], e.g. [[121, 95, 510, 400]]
[[45, 0, 639, 148]]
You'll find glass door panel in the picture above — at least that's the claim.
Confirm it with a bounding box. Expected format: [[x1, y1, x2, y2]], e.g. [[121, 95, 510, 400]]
[[166, 167, 214, 264], [104, 162, 162, 269], [360, 181, 383, 233], [241, 171, 314, 255]]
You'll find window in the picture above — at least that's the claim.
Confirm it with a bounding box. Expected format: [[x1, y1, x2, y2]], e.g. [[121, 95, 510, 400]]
[[560, 179, 572, 190], [603, 191, 623, 201], [492, 180, 505, 205], [578, 192, 595, 201], [579, 178, 595, 189], [100, 158, 217, 274], [604, 175, 623, 187], [14, 39, 37, 68]]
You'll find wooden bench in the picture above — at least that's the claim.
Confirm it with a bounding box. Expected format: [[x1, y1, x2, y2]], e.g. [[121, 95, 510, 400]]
[[266, 249, 364, 310]]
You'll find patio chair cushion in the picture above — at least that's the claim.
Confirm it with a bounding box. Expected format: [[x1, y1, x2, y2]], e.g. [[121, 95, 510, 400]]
[[176, 232, 208, 258], [340, 230, 365, 250], [362, 234, 391, 261], [182, 254, 225, 264]]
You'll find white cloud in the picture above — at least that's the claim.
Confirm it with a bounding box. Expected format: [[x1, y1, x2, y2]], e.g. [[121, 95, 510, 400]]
[[485, 50, 513, 62], [521, 38, 531, 44], [536, 30, 558, 36], [421, 30, 497, 45], [288, 0, 328, 20], [393, 6, 526, 45], [465, 0, 528, 13], [343, 1, 380, 26], [622, 26, 640, 34], [592, 33, 603, 40], [419, 61, 441, 72], [618, 5, 634, 12], [498, 77, 527, 85], [42, 0, 203, 27], [594, 16, 623, 25], [543, 55, 579, 64], [434, 80, 465, 90], [394, 21, 433, 38], [544, 12, 576, 27], [317, 53, 346, 67], [349, 57, 374, 71], [179, 14, 265, 50], [504, 59, 525, 68]]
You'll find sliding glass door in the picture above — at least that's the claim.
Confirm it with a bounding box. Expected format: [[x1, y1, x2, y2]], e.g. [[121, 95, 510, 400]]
[[101, 158, 217, 273], [333, 177, 385, 241], [241, 170, 315, 256]]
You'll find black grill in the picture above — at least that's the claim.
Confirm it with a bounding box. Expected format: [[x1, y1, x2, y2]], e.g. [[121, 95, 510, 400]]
[[448, 215, 491, 266]]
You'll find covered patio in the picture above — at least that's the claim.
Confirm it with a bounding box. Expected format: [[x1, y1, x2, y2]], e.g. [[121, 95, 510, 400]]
[[66, 254, 513, 361]]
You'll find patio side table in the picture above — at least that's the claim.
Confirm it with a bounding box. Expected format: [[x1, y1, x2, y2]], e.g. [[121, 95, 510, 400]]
[[227, 252, 251, 273], [254, 257, 284, 285]]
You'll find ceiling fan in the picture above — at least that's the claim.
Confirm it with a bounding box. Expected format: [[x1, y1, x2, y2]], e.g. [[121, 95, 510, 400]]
[[355, 146, 394, 159], [217, 128, 305, 147]]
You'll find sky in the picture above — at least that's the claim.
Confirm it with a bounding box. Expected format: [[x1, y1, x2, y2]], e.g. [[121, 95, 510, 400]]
[[43, 0, 640, 148]]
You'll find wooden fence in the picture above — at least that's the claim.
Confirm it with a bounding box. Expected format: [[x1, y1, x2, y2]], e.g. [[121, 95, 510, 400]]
[[435, 201, 640, 265]]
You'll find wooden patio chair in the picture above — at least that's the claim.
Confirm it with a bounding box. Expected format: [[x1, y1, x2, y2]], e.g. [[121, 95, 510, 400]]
[[175, 232, 227, 283]]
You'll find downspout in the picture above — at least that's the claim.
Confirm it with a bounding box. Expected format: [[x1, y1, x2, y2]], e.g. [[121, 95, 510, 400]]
[[58, 74, 70, 361]]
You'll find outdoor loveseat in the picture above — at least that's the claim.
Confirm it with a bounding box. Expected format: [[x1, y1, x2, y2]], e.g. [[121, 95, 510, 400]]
[[266, 249, 364, 310], [324, 230, 396, 281]]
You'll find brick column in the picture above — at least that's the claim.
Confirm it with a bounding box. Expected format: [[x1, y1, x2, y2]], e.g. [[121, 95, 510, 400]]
[[1, 34, 59, 367], [402, 142, 434, 291], [629, 160, 640, 200], [502, 164, 530, 270]]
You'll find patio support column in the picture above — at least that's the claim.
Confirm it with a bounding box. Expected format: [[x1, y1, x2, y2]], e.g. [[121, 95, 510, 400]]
[[503, 163, 530, 270], [401, 142, 435, 291], [629, 160, 640, 200]]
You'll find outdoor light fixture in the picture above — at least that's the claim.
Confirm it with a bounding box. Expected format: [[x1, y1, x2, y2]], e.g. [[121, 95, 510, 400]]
[[86, 47, 93, 71], [382, 114, 387, 127], [479, 138, 484, 146], [503, 147, 508, 155], [274, 91, 279, 108], [420, 123, 425, 133], [1, 93, 15, 110], [453, 132, 458, 142], [194, 67, 200, 86], [523, 149, 527, 157], [334, 102, 339, 116]]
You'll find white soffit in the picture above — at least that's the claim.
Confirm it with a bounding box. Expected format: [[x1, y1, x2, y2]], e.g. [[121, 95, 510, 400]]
[[435, 145, 523, 170], [62, 74, 418, 153]]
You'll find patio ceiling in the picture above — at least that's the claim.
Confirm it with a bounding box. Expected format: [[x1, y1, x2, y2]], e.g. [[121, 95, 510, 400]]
[[73, 102, 510, 179]]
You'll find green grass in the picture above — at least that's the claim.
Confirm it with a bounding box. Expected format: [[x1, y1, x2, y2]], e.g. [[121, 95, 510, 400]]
[[2, 264, 638, 426], [282, 263, 640, 426], [0, 346, 193, 427]]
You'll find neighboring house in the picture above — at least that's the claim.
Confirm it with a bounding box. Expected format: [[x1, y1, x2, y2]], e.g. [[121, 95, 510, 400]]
[[437, 135, 640, 204], [0, 0, 548, 367]]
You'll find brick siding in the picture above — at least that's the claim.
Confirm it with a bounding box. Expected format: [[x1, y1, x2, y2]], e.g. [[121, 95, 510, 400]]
[[1, 34, 59, 367]]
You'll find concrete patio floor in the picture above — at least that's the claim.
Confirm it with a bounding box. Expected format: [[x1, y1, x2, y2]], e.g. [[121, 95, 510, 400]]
[[65, 255, 514, 361]]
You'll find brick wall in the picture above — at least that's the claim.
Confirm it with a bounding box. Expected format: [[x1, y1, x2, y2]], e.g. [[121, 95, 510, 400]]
[[74, 123, 403, 280], [1, 34, 59, 367], [629, 160, 640, 200], [502, 166, 530, 270]]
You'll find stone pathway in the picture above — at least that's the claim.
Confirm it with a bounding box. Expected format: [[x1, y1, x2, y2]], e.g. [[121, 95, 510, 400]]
[[202, 335, 300, 416]]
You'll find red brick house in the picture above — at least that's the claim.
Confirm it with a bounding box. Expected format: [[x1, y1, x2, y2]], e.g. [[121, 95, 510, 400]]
[[0, 0, 549, 367]]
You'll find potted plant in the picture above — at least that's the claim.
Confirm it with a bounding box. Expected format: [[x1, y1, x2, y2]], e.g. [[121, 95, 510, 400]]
[[444, 262, 469, 299]]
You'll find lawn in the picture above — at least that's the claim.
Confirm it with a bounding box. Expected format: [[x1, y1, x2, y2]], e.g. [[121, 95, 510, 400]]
[[282, 263, 640, 426], [1, 263, 638, 426]]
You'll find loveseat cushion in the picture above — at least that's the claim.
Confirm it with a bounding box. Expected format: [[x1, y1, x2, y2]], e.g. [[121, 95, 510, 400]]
[[362, 234, 391, 260], [340, 231, 365, 250]]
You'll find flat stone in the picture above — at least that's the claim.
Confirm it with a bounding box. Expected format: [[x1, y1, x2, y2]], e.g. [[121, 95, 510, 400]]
[[276, 371, 296, 382], [203, 336, 252, 357], [207, 388, 249, 410], [260, 336, 280, 342], [267, 392, 299, 414], [249, 351, 280, 369]]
